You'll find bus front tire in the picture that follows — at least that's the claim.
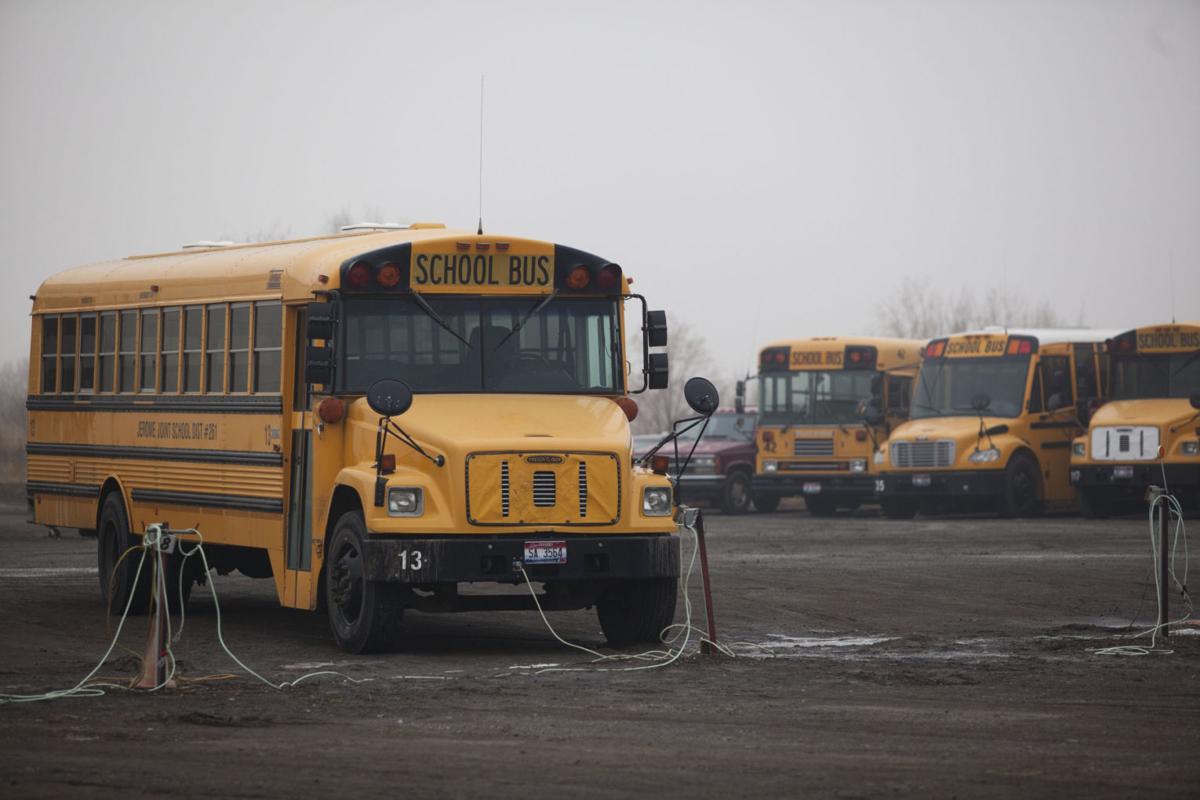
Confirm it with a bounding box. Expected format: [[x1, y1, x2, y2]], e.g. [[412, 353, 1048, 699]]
[[325, 511, 405, 654], [596, 577, 678, 647], [999, 454, 1042, 518], [1078, 488, 1111, 519], [805, 495, 838, 517], [880, 498, 918, 520], [720, 471, 753, 514], [753, 492, 781, 513], [97, 492, 151, 615]]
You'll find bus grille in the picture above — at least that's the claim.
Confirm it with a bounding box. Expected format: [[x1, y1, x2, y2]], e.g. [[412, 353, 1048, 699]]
[[578, 462, 588, 518], [794, 438, 835, 457], [500, 461, 510, 517], [532, 471, 557, 507], [891, 440, 955, 468]]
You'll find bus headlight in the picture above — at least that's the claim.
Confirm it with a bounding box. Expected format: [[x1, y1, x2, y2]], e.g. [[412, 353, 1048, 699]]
[[1072, 442, 1086, 457], [387, 488, 423, 517], [1183, 441, 1199, 456], [968, 448, 1001, 464], [763, 460, 779, 473], [850, 459, 867, 473], [643, 487, 672, 516]]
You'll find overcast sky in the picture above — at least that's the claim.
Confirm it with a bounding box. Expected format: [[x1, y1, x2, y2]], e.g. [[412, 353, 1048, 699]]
[[2, 0, 1197, 379]]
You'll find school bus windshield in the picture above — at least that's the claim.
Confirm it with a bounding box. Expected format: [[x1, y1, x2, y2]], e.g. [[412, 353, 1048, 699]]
[[1112, 352, 1200, 400], [759, 371, 874, 425], [912, 357, 1029, 418], [340, 295, 621, 394]]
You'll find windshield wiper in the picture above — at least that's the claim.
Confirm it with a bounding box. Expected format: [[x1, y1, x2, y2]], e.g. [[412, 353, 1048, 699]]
[[1171, 350, 1200, 379], [493, 290, 558, 351], [815, 398, 850, 433], [411, 291, 471, 349]]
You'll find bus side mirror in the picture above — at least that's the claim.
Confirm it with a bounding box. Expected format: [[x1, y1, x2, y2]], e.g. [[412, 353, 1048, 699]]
[[735, 379, 746, 413], [684, 376, 719, 416], [647, 352, 669, 389], [307, 302, 335, 341], [645, 310, 668, 348], [305, 302, 336, 386], [305, 346, 333, 385], [1191, 391, 1200, 411]]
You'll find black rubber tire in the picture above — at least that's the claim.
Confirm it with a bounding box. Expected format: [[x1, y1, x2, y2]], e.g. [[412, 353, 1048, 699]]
[[804, 495, 838, 517], [998, 453, 1042, 518], [1078, 487, 1111, 519], [720, 471, 753, 514], [596, 577, 678, 646], [880, 498, 918, 520], [753, 492, 781, 513], [97, 492, 151, 615], [325, 511, 405, 653]]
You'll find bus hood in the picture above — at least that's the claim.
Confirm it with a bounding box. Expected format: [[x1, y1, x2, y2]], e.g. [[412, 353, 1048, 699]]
[[347, 393, 632, 457], [1089, 398, 1198, 429], [887, 416, 1016, 468]]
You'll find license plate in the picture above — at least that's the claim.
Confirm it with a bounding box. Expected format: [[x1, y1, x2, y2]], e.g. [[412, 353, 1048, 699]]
[[524, 540, 567, 565], [1113, 466, 1134, 479], [803, 482, 822, 495], [912, 474, 932, 487]]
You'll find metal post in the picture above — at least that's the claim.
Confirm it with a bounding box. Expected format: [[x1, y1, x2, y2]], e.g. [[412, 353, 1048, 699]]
[[1158, 494, 1170, 639], [135, 551, 171, 689], [694, 510, 719, 655]]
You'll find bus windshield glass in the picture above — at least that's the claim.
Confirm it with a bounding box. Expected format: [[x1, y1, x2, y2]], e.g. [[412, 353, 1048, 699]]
[[341, 296, 620, 394], [1112, 352, 1200, 400], [911, 357, 1029, 419], [758, 371, 874, 425]]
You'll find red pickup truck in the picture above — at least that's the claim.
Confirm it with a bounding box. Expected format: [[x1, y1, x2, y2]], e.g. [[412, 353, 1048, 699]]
[[634, 407, 759, 513]]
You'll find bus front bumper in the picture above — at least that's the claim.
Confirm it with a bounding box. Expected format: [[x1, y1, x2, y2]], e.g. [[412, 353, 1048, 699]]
[[752, 472, 875, 499], [879, 469, 1006, 499], [1071, 464, 1199, 497], [362, 534, 680, 584]]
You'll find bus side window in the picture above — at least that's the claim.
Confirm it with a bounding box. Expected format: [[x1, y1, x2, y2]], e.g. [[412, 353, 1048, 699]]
[[61, 315, 77, 394], [228, 303, 250, 393], [79, 314, 97, 393], [1028, 365, 1044, 414], [162, 308, 180, 393], [206, 304, 227, 393], [253, 301, 282, 393], [139, 308, 159, 392], [40, 315, 58, 393], [99, 312, 116, 392], [183, 306, 203, 393], [1042, 356, 1072, 411], [886, 375, 911, 413], [118, 309, 137, 393]]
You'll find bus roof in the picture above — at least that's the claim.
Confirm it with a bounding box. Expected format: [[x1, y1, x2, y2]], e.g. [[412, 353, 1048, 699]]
[[944, 327, 1125, 346], [31, 225, 615, 312]]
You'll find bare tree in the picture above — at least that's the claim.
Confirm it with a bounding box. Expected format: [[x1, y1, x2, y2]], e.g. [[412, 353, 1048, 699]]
[[876, 278, 1064, 339], [0, 358, 29, 482], [627, 315, 730, 435]]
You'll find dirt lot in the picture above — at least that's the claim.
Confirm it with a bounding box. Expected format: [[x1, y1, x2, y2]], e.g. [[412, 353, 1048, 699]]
[[1, 503, 1197, 798]]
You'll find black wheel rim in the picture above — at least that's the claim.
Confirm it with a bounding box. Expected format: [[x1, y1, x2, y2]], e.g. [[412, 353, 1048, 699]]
[[729, 477, 748, 508], [329, 539, 365, 628], [1012, 467, 1035, 511]]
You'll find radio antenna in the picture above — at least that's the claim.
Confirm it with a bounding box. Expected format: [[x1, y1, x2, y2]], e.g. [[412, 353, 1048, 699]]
[[477, 74, 485, 235], [1168, 253, 1176, 323]]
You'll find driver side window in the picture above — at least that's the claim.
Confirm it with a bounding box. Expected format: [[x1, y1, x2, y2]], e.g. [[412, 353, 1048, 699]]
[[1040, 356, 1072, 411]]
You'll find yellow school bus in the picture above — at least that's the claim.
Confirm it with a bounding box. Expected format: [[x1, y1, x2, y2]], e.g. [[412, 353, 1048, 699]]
[[1070, 323, 1200, 516], [876, 328, 1116, 518], [751, 337, 923, 515], [26, 224, 689, 653]]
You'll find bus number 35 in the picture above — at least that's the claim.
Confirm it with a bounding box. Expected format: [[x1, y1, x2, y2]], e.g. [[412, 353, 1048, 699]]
[[398, 550, 424, 571]]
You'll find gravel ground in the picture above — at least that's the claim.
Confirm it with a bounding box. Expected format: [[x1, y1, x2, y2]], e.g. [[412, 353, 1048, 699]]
[[1, 504, 1197, 798]]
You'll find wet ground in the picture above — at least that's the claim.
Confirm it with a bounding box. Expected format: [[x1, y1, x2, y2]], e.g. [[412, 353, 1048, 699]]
[[1, 503, 1197, 798]]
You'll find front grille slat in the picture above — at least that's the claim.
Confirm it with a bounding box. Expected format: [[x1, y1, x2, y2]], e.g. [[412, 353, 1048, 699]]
[[891, 440, 955, 468], [500, 461, 510, 517], [578, 462, 588, 518], [793, 438, 834, 457], [532, 470, 556, 508]]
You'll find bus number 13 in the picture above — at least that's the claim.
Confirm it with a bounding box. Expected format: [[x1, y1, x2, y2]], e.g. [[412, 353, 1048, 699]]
[[398, 550, 423, 571]]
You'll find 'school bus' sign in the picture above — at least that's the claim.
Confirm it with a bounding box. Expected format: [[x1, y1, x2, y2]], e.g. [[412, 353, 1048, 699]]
[[411, 240, 555, 293]]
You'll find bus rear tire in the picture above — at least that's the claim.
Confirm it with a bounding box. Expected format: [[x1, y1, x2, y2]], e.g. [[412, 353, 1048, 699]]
[[97, 492, 151, 615], [753, 492, 781, 513], [998, 454, 1042, 518], [720, 471, 752, 514], [805, 495, 838, 517], [880, 498, 918, 520], [325, 511, 405, 654], [597, 577, 678, 646]]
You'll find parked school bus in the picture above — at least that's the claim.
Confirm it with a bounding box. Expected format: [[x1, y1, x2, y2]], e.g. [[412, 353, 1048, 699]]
[[1070, 323, 1200, 516], [876, 329, 1114, 519], [26, 224, 694, 653], [751, 337, 922, 515]]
